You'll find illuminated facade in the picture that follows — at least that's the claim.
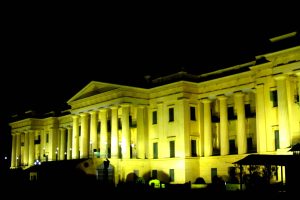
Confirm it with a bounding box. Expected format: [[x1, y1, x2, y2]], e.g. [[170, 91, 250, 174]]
[[10, 34, 300, 185]]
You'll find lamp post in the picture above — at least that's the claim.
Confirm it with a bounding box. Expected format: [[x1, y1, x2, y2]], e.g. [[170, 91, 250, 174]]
[[64, 152, 67, 160]]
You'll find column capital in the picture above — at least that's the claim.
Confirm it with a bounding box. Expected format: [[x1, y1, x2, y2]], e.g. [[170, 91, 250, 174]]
[[89, 110, 98, 115], [99, 108, 108, 112], [29, 130, 35, 134], [234, 91, 244, 97], [120, 103, 131, 107], [274, 74, 288, 81], [79, 112, 89, 117], [217, 95, 228, 101], [110, 105, 119, 110], [72, 115, 79, 119], [201, 98, 211, 104], [137, 104, 147, 109]]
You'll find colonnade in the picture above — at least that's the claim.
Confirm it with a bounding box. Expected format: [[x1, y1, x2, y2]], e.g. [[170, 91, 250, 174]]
[[202, 91, 248, 157], [10, 72, 300, 168]]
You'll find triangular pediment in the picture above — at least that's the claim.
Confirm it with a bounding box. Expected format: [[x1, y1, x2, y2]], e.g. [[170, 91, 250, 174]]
[[67, 81, 120, 103]]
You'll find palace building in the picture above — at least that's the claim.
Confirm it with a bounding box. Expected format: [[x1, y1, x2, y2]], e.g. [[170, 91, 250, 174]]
[[9, 32, 300, 186]]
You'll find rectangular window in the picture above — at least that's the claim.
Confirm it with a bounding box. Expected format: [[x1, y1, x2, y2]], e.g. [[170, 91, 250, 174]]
[[153, 142, 158, 159], [295, 94, 299, 103], [118, 118, 122, 130], [79, 125, 81, 136], [169, 169, 175, 182], [228, 107, 236, 120], [118, 145, 122, 159], [34, 135, 41, 145], [107, 120, 111, 132], [247, 137, 253, 152], [169, 107, 174, 122], [275, 130, 280, 150], [270, 90, 278, 107], [229, 139, 236, 154], [46, 134, 49, 143], [97, 121, 101, 134], [191, 140, 197, 157], [211, 168, 217, 182], [245, 104, 255, 118], [190, 106, 196, 121], [129, 115, 132, 127], [152, 111, 157, 124], [170, 141, 175, 158]]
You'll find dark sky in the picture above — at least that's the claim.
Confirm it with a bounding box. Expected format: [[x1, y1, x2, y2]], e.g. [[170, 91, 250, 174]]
[[0, 3, 299, 161]]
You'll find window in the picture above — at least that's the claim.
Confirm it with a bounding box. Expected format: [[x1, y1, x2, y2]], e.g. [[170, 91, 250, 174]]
[[275, 130, 279, 150], [170, 141, 175, 158], [169, 169, 175, 182], [34, 135, 41, 145], [245, 104, 255, 118], [295, 94, 299, 103], [227, 107, 236, 120], [152, 111, 157, 124], [107, 120, 111, 132], [211, 168, 217, 183], [129, 115, 132, 127], [169, 108, 174, 122], [118, 118, 122, 129], [247, 138, 253, 152], [97, 122, 101, 134], [190, 107, 196, 121], [46, 134, 49, 143], [270, 90, 278, 107], [153, 142, 158, 159], [191, 140, 197, 157], [229, 139, 236, 154], [79, 125, 81, 136]]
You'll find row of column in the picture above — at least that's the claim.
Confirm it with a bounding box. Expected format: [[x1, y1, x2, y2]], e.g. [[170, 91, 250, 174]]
[[202, 91, 247, 157], [71, 104, 147, 160], [11, 130, 37, 168], [11, 103, 148, 168]]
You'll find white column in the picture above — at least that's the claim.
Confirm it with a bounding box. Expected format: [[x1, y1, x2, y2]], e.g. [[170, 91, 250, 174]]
[[137, 105, 146, 159], [274, 74, 291, 149], [60, 128, 67, 160], [23, 131, 29, 165], [111, 106, 119, 158], [80, 113, 89, 158], [40, 130, 46, 162], [296, 72, 300, 101], [11, 134, 16, 168], [99, 108, 108, 158], [72, 115, 79, 159], [48, 128, 57, 161], [178, 98, 190, 157], [234, 91, 247, 154], [89, 110, 98, 156], [202, 98, 212, 157], [255, 84, 267, 153], [121, 104, 131, 159], [198, 101, 204, 157], [67, 127, 72, 160], [28, 130, 35, 165], [218, 95, 229, 156], [16, 133, 21, 166]]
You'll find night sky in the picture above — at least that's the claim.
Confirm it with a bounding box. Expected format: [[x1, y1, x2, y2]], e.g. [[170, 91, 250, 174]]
[[0, 3, 299, 165]]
